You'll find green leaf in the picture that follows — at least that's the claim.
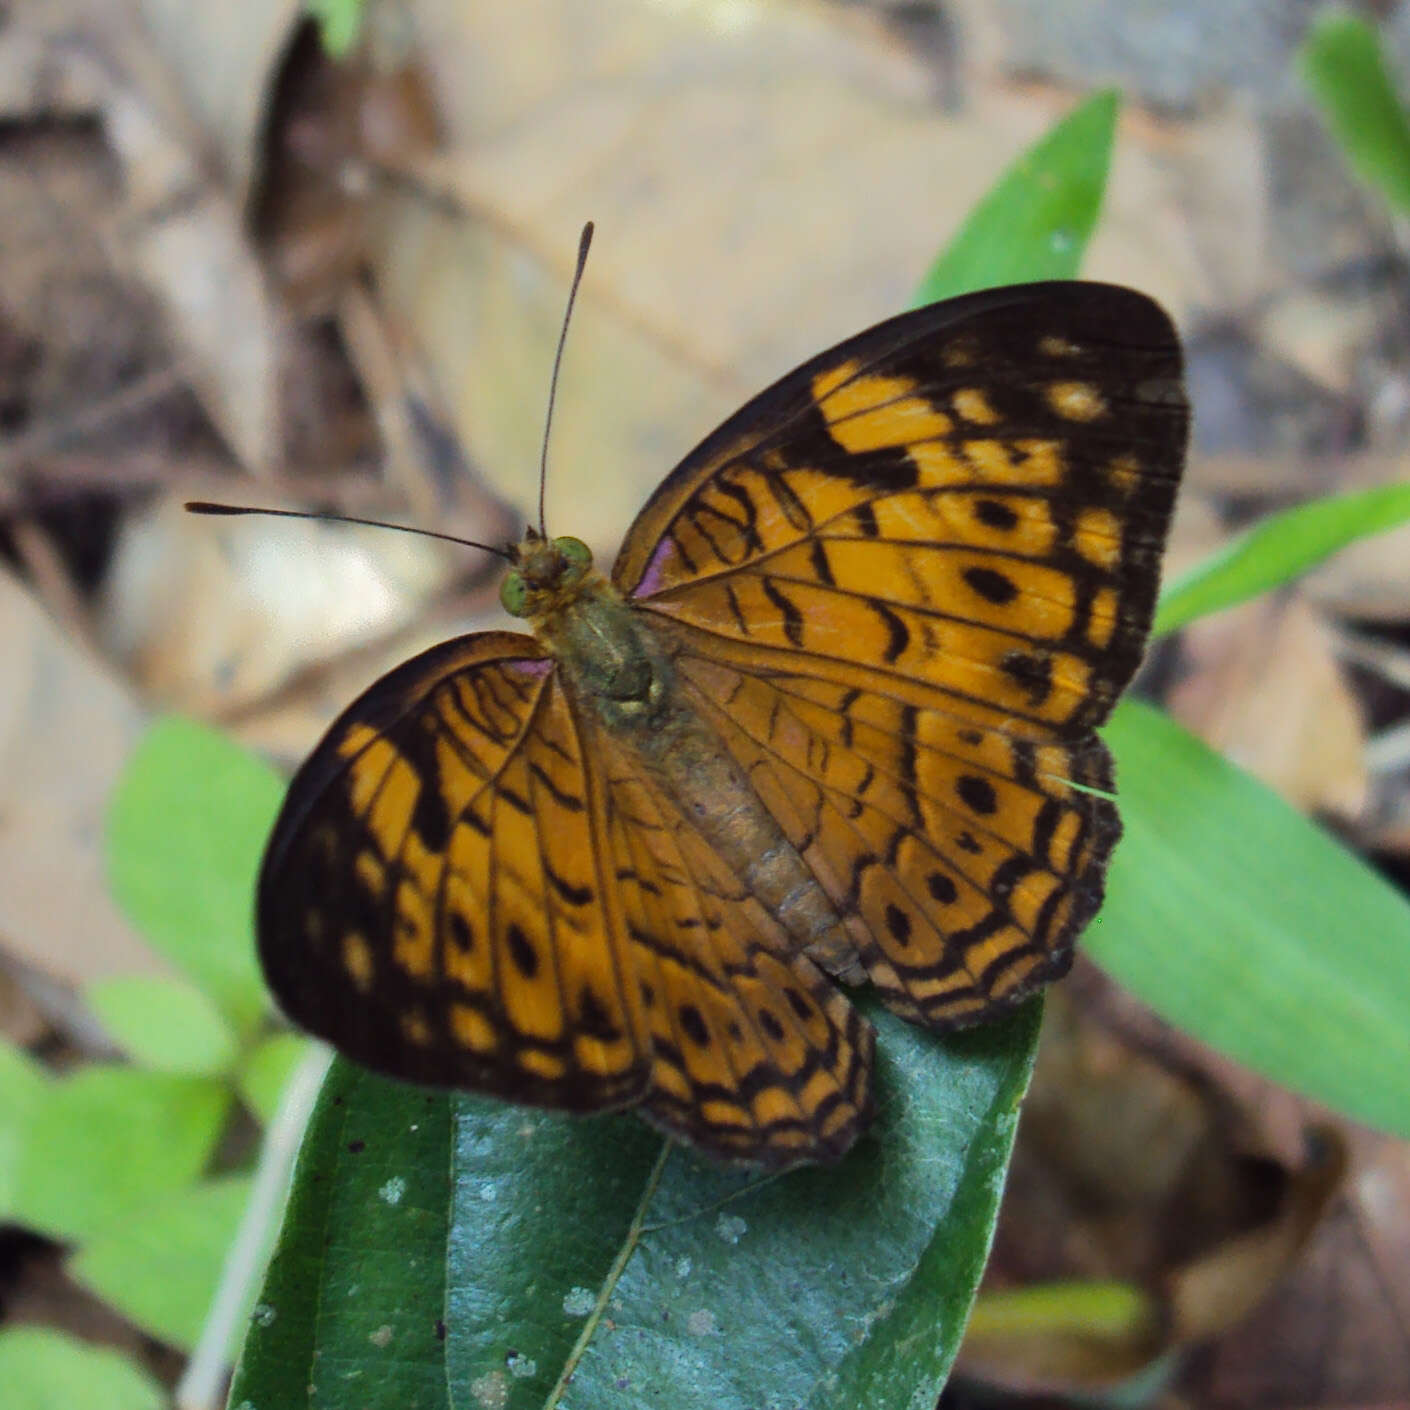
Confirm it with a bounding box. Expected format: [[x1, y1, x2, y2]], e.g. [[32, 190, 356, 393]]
[[239, 1031, 318, 1125], [68, 1174, 253, 1354], [0, 1328, 163, 1410], [306, 0, 368, 57], [230, 1006, 1036, 1409], [914, 90, 1118, 303], [1153, 482, 1410, 637], [1092, 701, 1410, 1137], [1299, 10, 1410, 216], [10, 1067, 230, 1242], [107, 716, 284, 1034], [228, 1064, 456, 1407], [0, 1041, 49, 1221], [86, 974, 240, 1076]]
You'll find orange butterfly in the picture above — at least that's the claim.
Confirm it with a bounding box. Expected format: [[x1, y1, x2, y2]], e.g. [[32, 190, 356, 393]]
[[237, 266, 1186, 1169]]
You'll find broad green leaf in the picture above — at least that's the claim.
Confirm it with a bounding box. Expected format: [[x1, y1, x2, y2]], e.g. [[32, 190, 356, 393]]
[[68, 1174, 253, 1353], [10, 1067, 230, 1242], [239, 1031, 318, 1125], [0, 1328, 163, 1410], [1153, 482, 1410, 638], [1300, 11, 1410, 215], [86, 974, 239, 1076], [1094, 701, 1410, 1137], [229, 1065, 456, 1407], [230, 1005, 1037, 1410], [914, 90, 1117, 303], [0, 1041, 49, 1220], [107, 716, 283, 1034]]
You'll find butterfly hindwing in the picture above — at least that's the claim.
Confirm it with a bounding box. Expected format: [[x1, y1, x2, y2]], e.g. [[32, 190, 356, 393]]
[[585, 723, 874, 1165], [669, 650, 1117, 1024]]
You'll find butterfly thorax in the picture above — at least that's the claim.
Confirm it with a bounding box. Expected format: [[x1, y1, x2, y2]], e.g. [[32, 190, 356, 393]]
[[502, 534, 866, 983]]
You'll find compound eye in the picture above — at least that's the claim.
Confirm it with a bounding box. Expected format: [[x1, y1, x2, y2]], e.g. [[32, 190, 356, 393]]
[[499, 570, 530, 617], [554, 536, 592, 574]]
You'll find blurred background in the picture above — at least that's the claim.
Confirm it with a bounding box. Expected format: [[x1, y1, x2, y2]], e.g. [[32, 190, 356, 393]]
[[1, 1, 1408, 1406]]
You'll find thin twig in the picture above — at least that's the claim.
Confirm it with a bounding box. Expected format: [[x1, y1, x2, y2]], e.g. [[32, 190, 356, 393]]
[[176, 1043, 333, 1410]]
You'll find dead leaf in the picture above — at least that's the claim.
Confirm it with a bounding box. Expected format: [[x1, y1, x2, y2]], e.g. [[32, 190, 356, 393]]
[[1167, 594, 1368, 820], [0, 569, 157, 989]]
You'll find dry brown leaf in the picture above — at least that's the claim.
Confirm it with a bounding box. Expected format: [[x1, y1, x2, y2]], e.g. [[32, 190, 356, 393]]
[[95, 492, 465, 716], [0, 568, 157, 988], [960, 973, 1355, 1399], [133, 0, 301, 208], [1167, 594, 1368, 820], [1184, 1133, 1410, 1407], [361, 0, 1215, 560]]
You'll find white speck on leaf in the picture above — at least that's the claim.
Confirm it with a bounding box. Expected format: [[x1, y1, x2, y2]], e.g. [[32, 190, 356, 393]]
[[506, 1352, 538, 1379], [714, 1214, 746, 1244], [250, 1303, 276, 1327], [562, 1286, 596, 1317], [686, 1308, 718, 1336], [369, 1324, 393, 1348], [379, 1176, 407, 1205], [675, 1256, 692, 1278], [470, 1370, 508, 1409]]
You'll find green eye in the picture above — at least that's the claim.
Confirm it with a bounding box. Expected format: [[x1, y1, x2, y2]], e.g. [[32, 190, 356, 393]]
[[554, 536, 592, 572], [499, 570, 529, 617]]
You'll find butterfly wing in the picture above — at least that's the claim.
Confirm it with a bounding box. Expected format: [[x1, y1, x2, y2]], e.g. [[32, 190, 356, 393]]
[[258, 631, 654, 1111], [612, 282, 1186, 1024], [259, 630, 873, 1164], [584, 719, 874, 1165]]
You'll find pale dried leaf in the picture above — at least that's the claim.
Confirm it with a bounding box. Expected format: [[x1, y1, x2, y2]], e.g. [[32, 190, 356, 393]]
[[366, 0, 1213, 557], [0, 571, 156, 986], [95, 494, 464, 715], [1168, 594, 1368, 819], [134, 0, 301, 206]]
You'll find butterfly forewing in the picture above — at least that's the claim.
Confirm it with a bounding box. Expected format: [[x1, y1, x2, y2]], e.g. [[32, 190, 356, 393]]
[[258, 632, 652, 1110], [615, 282, 1184, 739]]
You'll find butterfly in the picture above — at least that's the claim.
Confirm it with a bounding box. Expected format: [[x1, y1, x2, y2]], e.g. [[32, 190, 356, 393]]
[[247, 276, 1186, 1170]]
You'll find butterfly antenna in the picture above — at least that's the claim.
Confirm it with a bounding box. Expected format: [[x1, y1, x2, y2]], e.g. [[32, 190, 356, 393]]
[[184, 502, 515, 562], [538, 221, 595, 539]]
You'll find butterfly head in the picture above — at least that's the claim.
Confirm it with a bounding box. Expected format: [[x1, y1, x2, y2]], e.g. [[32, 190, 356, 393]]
[[500, 532, 595, 620]]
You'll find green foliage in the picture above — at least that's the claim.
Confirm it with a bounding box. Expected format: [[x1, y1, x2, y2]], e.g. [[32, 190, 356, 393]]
[[0, 1042, 48, 1221], [106, 716, 282, 1034], [1153, 482, 1410, 638], [1300, 9, 1410, 215], [230, 1007, 1037, 1410], [0, 1328, 164, 1410], [238, 1031, 316, 1124], [306, 0, 368, 58], [68, 1175, 255, 1354], [1096, 702, 1410, 1137], [9, 1068, 229, 1243], [915, 90, 1118, 302], [86, 974, 240, 1076]]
